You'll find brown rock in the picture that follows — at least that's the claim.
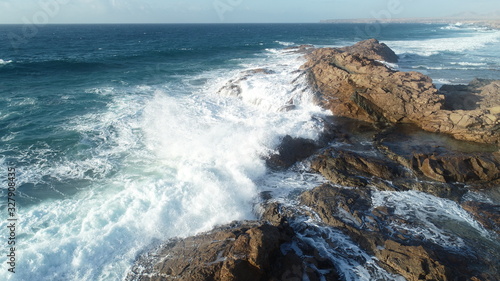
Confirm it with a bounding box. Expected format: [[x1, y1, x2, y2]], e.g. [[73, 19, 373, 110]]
[[217, 68, 274, 97], [376, 240, 448, 281], [300, 184, 373, 230], [375, 123, 500, 188], [441, 78, 500, 111], [303, 46, 442, 124], [303, 41, 500, 145], [339, 38, 399, 63]]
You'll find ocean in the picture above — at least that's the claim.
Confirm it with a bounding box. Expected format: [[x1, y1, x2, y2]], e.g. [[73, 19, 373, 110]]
[[0, 23, 499, 281]]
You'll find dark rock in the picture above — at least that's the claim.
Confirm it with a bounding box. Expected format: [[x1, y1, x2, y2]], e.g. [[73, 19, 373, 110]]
[[440, 83, 483, 111], [303, 46, 443, 124], [266, 135, 320, 169], [245, 68, 276, 75], [411, 153, 500, 184]]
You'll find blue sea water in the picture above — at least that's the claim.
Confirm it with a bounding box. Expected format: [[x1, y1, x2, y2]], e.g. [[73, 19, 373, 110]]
[[0, 23, 499, 281]]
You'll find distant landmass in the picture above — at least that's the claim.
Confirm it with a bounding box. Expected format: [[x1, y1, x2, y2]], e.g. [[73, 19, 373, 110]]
[[321, 11, 500, 29]]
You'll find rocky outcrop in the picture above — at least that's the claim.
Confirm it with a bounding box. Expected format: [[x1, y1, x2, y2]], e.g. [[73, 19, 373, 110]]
[[426, 79, 500, 144], [266, 135, 320, 169], [126, 221, 340, 281], [303, 45, 442, 124], [303, 40, 500, 145], [338, 38, 399, 63]]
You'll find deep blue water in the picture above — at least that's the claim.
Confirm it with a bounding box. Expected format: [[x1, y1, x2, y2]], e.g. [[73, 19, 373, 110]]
[[0, 23, 499, 281]]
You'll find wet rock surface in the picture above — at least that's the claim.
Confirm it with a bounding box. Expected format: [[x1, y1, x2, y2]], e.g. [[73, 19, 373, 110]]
[[266, 135, 320, 170], [126, 221, 340, 281], [338, 38, 399, 63]]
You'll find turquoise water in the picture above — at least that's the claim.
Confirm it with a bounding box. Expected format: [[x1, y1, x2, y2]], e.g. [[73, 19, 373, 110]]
[[0, 23, 499, 281]]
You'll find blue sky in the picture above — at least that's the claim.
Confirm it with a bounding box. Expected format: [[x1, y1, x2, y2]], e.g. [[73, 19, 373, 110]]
[[0, 0, 498, 24]]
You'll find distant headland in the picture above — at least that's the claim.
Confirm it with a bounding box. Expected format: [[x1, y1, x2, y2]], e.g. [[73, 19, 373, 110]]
[[321, 11, 500, 29]]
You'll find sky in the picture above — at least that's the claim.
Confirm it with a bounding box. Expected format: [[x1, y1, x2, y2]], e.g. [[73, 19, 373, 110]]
[[0, 0, 498, 24]]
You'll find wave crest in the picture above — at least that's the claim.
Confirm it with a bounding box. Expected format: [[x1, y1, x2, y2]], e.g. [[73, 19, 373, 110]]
[[0, 59, 12, 65]]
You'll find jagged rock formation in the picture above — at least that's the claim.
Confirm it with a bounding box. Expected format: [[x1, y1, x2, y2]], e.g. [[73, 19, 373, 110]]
[[126, 221, 340, 281], [338, 38, 399, 63], [303, 40, 500, 145]]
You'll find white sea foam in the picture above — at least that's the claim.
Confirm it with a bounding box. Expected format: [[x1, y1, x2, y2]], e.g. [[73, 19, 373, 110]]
[[387, 29, 500, 56], [0, 59, 12, 65], [451, 62, 488, 66], [372, 191, 494, 250], [275, 40, 295, 46], [440, 23, 490, 32], [0, 49, 329, 281], [376, 60, 399, 70]]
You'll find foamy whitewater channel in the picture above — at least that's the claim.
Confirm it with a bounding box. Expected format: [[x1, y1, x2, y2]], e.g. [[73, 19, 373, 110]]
[[387, 25, 500, 57], [0, 47, 331, 280]]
